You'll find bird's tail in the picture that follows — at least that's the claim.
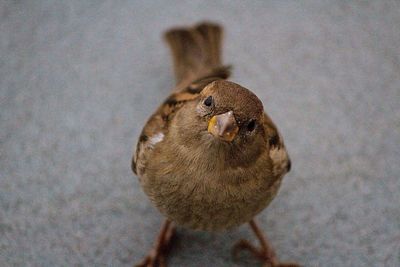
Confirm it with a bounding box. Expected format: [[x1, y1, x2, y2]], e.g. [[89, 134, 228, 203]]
[[164, 22, 231, 87]]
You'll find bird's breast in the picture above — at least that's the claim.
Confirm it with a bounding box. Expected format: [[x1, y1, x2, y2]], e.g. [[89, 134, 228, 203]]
[[140, 145, 283, 231]]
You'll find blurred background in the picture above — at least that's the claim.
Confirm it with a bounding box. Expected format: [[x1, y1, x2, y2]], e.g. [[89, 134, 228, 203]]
[[1, 1, 399, 266]]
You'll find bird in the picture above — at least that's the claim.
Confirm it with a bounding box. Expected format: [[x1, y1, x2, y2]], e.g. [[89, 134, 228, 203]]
[[132, 21, 299, 267]]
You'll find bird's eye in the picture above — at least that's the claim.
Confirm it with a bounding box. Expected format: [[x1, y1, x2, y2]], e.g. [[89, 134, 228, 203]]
[[203, 96, 213, 107], [247, 119, 256, 132]]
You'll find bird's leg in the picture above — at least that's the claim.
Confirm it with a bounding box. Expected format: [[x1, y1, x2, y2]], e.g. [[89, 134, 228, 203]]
[[233, 219, 300, 267], [135, 220, 176, 267]]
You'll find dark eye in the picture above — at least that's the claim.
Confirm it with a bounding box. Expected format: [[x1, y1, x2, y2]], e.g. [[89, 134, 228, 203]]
[[203, 96, 213, 107], [247, 119, 256, 132]]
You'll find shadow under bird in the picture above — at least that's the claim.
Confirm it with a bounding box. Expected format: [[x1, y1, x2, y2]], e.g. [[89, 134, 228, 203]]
[[132, 22, 299, 267]]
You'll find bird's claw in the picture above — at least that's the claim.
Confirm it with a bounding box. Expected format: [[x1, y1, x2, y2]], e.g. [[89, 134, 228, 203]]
[[135, 250, 166, 267], [134, 220, 175, 267], [232, 239, 301, 267]]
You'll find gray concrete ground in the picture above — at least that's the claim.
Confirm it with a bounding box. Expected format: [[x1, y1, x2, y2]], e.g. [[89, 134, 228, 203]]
[[1, 1, 399, 266]]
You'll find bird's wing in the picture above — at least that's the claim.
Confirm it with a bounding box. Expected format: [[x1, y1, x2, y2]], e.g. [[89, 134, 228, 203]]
[[263, 113, 291, 178], [132, 74, 227, 176]]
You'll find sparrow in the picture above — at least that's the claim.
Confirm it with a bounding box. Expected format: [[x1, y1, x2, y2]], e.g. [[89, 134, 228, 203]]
[[132, 22, 299, 267]]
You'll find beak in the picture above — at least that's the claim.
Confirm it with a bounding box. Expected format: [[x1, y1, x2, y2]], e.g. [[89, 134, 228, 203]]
[[207, 111, 239, 142]]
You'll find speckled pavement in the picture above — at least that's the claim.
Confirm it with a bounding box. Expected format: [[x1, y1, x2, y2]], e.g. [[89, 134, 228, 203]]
[[1, 1, 399, 266]]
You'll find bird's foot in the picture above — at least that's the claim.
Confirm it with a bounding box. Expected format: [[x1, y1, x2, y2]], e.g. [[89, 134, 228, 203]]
[[134, 220, 175, 267], [233, 239, 300, 267], [135, 249, 167, 267], [135, 249, 166, 267]]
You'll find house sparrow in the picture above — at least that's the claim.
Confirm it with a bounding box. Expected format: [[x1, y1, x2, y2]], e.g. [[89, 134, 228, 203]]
[[132, 22, 299, 267]]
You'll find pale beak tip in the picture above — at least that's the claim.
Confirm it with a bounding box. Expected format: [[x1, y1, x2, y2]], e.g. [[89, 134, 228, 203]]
[[207, 111, 238, 142]]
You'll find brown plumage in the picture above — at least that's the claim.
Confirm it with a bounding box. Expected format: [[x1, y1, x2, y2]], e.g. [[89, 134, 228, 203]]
[[132, 22, 299, 267]]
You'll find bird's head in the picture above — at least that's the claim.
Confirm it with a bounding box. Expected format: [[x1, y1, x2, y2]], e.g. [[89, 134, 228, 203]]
[[174, 80, 267, 166]]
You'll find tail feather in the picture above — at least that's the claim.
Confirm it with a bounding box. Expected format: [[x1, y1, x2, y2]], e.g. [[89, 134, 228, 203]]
[[164, 22, 230, 86]]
